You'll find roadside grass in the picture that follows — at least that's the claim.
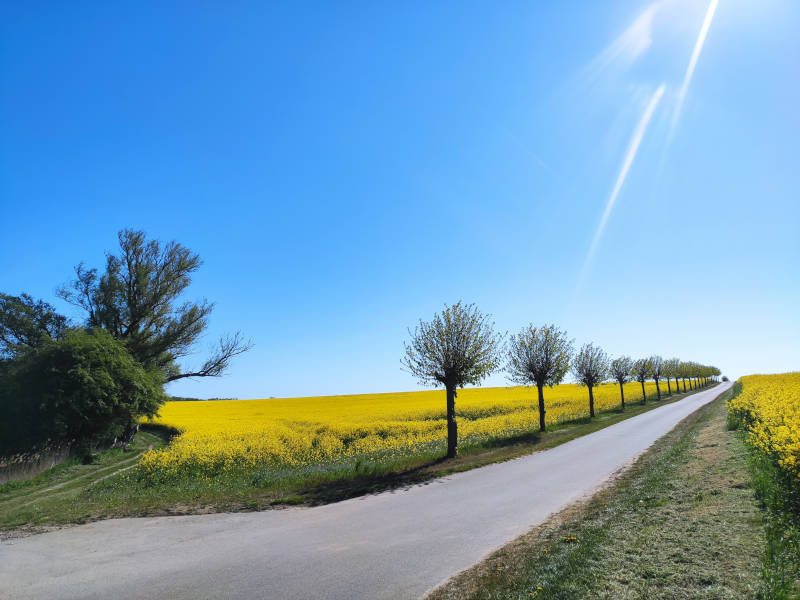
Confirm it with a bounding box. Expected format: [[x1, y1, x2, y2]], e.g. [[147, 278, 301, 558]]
[[0, 385, 714, 534], [727, 382, 800, 600], [0, 429, 166, 535], [428, 389, 765, 600], [748, 451, 800, 599]]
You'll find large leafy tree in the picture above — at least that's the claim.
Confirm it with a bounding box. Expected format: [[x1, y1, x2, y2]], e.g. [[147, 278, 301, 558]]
[[403, 302, 503, 458], [572, 343, 609, 418], [0, 329, 165, 456], [58, 229, 251, 382], [0, 293, 69, 358], [506, 324, 573, 432]]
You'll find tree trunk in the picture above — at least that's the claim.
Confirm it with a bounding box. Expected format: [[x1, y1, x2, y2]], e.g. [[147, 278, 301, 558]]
[[589, 385, 595, 418], [666, 379, 672, 395], [656, 379, 661, 401], [111, 422, 139, 449], [618, 381, 625, 409], [683, 378, 687, 392], [446, 385, 458, 458], [641, 380, 647, 404], [537, 384, 546, 432]]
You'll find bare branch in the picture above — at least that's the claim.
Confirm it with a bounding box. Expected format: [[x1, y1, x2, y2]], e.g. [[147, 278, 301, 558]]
[[166, 332, 253, 382]]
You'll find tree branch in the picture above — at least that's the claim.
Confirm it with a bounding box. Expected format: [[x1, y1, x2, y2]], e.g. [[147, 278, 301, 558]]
[[166, 332, 253, 382]]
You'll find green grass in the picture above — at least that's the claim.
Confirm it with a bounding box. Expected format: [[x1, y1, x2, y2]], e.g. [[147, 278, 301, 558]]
[[429, 389, 766, 600], [0, 384, 716, 535], [727, 383, 800, 600], [0, 429, 166, 534]]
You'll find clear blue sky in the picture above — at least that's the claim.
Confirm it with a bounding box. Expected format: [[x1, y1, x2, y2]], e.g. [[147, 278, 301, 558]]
[[1, 1, 798, 398]]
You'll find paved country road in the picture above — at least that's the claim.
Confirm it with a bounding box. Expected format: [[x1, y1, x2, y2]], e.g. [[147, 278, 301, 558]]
[[0, 382, 731, 600]]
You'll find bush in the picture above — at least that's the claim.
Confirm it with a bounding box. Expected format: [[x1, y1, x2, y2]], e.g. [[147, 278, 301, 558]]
[[0, 328, 166, 456]]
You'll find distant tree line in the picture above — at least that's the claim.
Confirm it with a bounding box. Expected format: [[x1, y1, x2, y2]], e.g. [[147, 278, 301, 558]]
[[404, 302, 721, 458], [169, 396, 239, 402], [0, 230, 251, 459]]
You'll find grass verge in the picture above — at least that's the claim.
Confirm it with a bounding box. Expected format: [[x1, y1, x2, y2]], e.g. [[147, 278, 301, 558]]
[[427, 388, 766, 600], [1, 385, 715, 535], [0, 429, 166, 537], [727, 381, 800, 600]]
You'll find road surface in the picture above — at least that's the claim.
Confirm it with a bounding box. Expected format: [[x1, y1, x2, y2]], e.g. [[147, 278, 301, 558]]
[[0, 382, 730, 600]]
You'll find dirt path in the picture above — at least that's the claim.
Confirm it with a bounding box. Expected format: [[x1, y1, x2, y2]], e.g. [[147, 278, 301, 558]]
[[1, 449, 151, 515]]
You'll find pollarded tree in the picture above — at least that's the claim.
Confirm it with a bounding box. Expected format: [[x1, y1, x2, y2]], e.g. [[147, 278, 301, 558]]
[[403, 302, 503, 458], [58, 229, 252, 383], [664, 357, 681, 396], [650, 355, 664, 401], [506, 324, 573, 432], [631, 358, 652, 404], [679, 361, 690, 391], [683, 361, 698, 390], [610, 356, 633, 409], [572, 343, 609, 418]]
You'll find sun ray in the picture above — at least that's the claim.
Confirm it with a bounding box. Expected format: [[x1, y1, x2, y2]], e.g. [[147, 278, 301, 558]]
[[669, 0, 720, 139], [578, 84, 666, 286]]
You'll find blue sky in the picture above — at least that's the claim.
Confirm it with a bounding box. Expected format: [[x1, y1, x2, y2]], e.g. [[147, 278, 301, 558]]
[[1, 1, 798, 398]]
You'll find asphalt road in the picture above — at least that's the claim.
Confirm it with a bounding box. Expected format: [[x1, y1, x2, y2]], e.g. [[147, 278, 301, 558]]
[[0, 382, 730, 600]]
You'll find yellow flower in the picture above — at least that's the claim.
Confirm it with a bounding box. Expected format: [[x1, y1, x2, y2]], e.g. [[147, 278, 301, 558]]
[[136, 381, 688, 479], [729, 373, 800, 481]]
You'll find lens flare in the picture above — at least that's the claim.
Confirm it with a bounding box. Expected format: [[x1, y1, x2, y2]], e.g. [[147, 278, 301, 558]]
[[579, 84, 666, 283]]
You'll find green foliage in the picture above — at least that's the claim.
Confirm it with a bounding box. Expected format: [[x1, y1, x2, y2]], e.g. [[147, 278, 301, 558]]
[[403, 302, 504, 389], [58, 229, 251, 383], [609, 356, 633, 384], [726, 381, 800, 599], [726, 380, 746, 430], [631, 357, 653, 383], [571, 343, 609, 388], [506, 324, 573, 388], [0, 292, 69, 358], [0, 328, 166, 456], [748, 451, 800, 600]]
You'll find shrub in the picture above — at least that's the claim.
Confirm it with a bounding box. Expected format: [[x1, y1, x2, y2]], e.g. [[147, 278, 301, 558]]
[[0, 328, 166, 456]]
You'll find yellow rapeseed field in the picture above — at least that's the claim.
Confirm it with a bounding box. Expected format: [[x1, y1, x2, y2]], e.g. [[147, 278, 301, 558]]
[[729, 372, 800, 479], [138, 381, 673, 478]]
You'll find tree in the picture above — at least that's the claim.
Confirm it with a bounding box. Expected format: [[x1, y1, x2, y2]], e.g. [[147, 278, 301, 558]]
[[678, 361, 689, 391], [58, 229, 252, 382], [631, 358, 652, 404], [403, 302, 503, 458], [0, 329, 165, 457], [610, 356, 633, 409], [572, 343, 609, 418], [664, 357, 681, 396], [650, 355, 664, 400], [680, 361, 695, 390], [0, 292, 69, 358], [506, 324, 573, 432]]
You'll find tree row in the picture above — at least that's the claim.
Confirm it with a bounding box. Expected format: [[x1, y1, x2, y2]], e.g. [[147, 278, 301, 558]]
[[403, 302, 721, 458]]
